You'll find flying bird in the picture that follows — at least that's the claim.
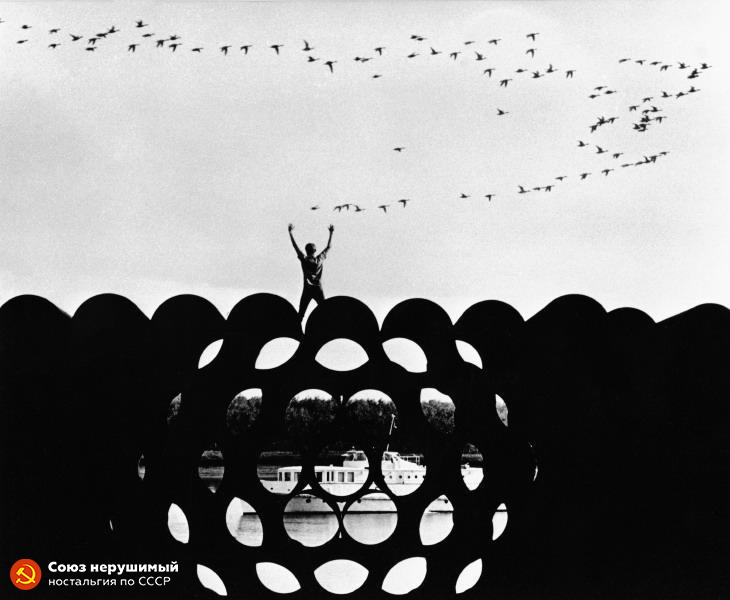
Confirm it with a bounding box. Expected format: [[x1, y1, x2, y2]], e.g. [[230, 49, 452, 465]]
[[483, 68, 495, 77], [169, 43, 181, 52], [449, 51, 460, 60], [69, 33, 82, 41], [310, 205, 320, 210], [49, 28, 60, 34], [430, 47, 441, 55], [220, 45, 230, 55], [619, 58, 631, 63], [565, 69, 575, 78], [307, 56, 319, 62], [192, 47, 203, 53], [398, 199, 410, 207], [596, 145, 607, 154], [393, 147, 405, 152], [518, 186, 530, 194], [459, 193, 470, 199], [324, 60, 336, 73], [17, 39, 28, 44], [48, 43, 60, 49], [372, 74, 382, 78], [612, 152, 623, 159], [497, 108, 509, 116], [526, 48, 536, 57], [555, 176, 567, 181], [578, 140, 588, 147], [579, 172, 591, 180], [107, 25, 119, 34], [240, 45, 252, 54], [601, 168, 614, 176], [526, 32, 539, 40], [499, 78, 512, 87], [135, 20, 147, 28], [484, 194, 495, 201], [374, 47, 385, 55], [155, 39, 165, 47], [464, 40, 475, 45], [488, 38, 501, 45], [378, 205, 389, 212], [128, 44, 137, 52], [302, 40, 313, 51], [21, 24, 31, 29], [270, 44, 283, 54], [407, 52, 419, 58]]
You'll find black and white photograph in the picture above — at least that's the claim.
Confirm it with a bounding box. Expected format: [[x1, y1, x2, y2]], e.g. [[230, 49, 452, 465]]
[[1, 1, 728, 598]]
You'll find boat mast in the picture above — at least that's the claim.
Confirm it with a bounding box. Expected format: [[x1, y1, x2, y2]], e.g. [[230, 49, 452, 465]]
[[385, 413, 396, 452]]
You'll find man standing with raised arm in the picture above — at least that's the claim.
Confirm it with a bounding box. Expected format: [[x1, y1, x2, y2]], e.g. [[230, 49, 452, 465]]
[[288, 223, 334, 320]]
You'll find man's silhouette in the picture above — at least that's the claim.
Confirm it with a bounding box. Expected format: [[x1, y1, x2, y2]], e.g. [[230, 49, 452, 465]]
[[288, 223, 334, 320]]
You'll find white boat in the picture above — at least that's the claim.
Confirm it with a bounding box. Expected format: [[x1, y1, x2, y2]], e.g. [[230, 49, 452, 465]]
[[259, 449, 483, 513]]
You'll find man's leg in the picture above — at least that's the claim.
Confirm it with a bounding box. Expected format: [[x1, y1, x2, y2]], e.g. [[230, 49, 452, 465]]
[[311, 285, 325, 306], [298, 287, 312, 321]]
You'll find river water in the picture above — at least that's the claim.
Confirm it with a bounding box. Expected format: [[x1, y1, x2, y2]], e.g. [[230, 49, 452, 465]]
[[165, 468, 506, 595]]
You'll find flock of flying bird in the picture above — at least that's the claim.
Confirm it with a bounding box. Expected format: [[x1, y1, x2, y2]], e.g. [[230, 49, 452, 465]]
[[1, 16, 714, 216]]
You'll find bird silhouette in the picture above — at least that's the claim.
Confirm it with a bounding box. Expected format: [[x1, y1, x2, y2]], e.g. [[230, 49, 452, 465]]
[[499, 78, 512, 87], [240, 45, 252, 54], [678, 61, 689, 69], [270, 44, 283, 54], [483, 68, 495, 77], [619, 58, 631, 63], [70, 33, 83, 41], [169, 43, 181, 52], [578, 140, 588, 147], [555, 176, 567, 181], [88, 37, 99, 45], [565, 69, 575, 78], [544, 185, 553, 192], [526, 48, 536, 57], [17, 39, 28, 44], [372, 74, 382, 78], [324, 60, 336, 73], [128, 44, 137, 52], [398, 199, 410, 207], [307, 56, 319, 62], [407, 52, 419, 58], [393, 147, 405, 152], [464, 40, 475, 45], [155, 39, 165, 47], [49, 28, 60, 34], [526, 32, 539, 40], [334, 205, 343, 212], [354, 206, 365, 212], [601, 168, 614, 176], [516, 68, 527, 74], [168, 34, 180, 41], [310, 205, 320, 210], [517, 186, 530, 194], [660, 64, 670, 71], [220, 45, 230, 55], [532, 71, 543, 78], [488, 38, 501, 45], [378, 205, 389, 212], [48, 43, 60, 49], [579, 172, 591, 180], [107, 25, 119, 34], [430, 47, 441, 55], [475, 51, 486, 61], [142, 33, 154, 38], [302, 40, 313, 51], [612, 152, 623, 159], [546, 64, 556, 73], [449, 51, 460, 60], [642, 96, 653, 102], [459, 193, 470, 199], [21, 24, 31, 30], [192, 47, 203, 53], [85, 47, 96, 52], [374, 47, 385, 55], [596, 146, 607, 154], [635, 59, 645, 65], [497, 108, 509, 116], [484, 194, 495, 201], [629, 105, 638, 111]]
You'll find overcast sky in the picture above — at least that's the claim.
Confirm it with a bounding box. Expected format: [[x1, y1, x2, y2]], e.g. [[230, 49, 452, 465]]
[[1, 0, 728, 322]]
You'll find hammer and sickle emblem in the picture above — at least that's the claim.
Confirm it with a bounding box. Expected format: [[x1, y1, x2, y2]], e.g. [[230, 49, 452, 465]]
[[16, 564, 37, 585]]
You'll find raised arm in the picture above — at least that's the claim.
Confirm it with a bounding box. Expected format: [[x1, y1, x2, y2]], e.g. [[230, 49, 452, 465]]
[[323, 224, 334, 254], [288, 223, 303, 258]]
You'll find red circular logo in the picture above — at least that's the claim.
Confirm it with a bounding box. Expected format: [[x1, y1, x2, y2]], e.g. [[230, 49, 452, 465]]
[[10, 559, 41, 590]]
